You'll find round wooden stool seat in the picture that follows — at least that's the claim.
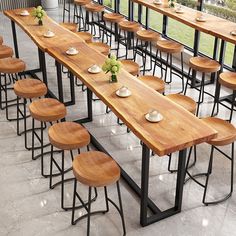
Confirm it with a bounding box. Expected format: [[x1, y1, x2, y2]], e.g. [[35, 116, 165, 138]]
[[189, 57, 220, 73], [14, 78, 47, 99], [118, 20, 141, 32], [166, 94, 197, 114], [136, 29, 160, 42], [156, 39, 184, 54], [0, 36, 3, 45], [202, 117, 236, 146], [59, 22, 78, 32], [76, 32, 93, 43], [0, 45, 14, 59], [120, 59, 139, 76], [0, 58, 26, 74], [87, 42, 110, 56], [73, 151, 120, 187], [74, 0, 91, 5], [85, 2, 104, 12], [48, 122, 90, 150], [139, 75, 165, 93], [29, 98, 67, 122], [219, 72, 236, 90], [103, 13, 124, 23]]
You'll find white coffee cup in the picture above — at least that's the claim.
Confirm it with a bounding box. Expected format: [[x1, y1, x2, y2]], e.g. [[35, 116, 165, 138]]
[[149, 110, 159, 120], [21, 10, 29, 15], [119, 86, 129, 96], [68, 47, 77, 54], [90, 64, 100, 72], [154, 0, 161, 4], [45, 30, 54, 37]]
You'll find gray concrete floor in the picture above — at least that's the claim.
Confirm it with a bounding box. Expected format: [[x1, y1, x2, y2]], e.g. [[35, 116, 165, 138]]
[[0, 6, 236, 236]]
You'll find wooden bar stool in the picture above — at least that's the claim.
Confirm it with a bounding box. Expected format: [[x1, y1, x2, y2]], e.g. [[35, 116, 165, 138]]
[[73, 0, 91, 31], [212, 72, 236, 122], [184, 56, 220, 116], [87, 42, 110, 56], [185, 117, 236, 205], [153, 39, 184, 93], [84, 2, 104, 38], [117, 20, 141, 60], [134, 29, 160, 75], [0, 36, 3, 45], [102, 13, 124, 48], [0, 45, 14, 59], [29, 98, 67, 177], [60, 22, 78, 32], [76, 31, 93, 43], [138, 75, 165, 94], [120, 59, 139, 76], [71, 151, 126, 236], [48, 121, 96, 210], [13, 78, 47, 150], [0, 58, 26, 120]]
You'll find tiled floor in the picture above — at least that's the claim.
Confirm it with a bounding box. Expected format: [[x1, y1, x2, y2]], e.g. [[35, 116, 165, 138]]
[[1, 6, 236, 236]]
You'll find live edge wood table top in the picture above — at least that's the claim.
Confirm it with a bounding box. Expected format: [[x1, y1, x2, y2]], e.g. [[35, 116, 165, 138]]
[[4, 8, 217, 156], [4, 8, 84, 52], [131, 0, 236, 45]]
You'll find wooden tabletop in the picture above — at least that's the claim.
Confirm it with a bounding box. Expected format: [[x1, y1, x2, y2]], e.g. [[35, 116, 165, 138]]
[[4, 8, 83, 52], [46, 41, 217, 156], [4, 8, 217, 156], [131, 0, 236, 45]]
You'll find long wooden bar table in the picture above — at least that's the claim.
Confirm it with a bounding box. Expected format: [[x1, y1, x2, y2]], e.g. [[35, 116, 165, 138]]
[[4, 8, 217, 226]]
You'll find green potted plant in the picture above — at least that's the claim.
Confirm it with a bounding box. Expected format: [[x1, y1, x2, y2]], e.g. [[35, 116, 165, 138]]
[[102, 54, 121, 83], [32, 6, 46, 25]]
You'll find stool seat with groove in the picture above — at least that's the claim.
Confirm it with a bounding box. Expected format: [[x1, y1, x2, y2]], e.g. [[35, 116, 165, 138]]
[[0, 36, 3, 45], [59, 22, 78, 32], [156, 39, 184, 54], [29, 98, 67, 122], [202, 117, 236, 146], [219, 72, 236, 90], [14, 78, 47, 99], [120, 59, 139, 76], [74, 0, 91, 5], [136, 29, 160, 42], [87, 42, 110, 56], [139, 75, 165, 94], [0, 45, 14, 59], [103, 13, 124, 23], [85, 2, 104, 12], [48, 121, 90, 150], [0, 57, 25, 74], [73, 151, 120, 187], [76, 32, 93, 43], [118, 20, 141, 32], [166, 94, 197, 114], [189, 57, 220, 73]]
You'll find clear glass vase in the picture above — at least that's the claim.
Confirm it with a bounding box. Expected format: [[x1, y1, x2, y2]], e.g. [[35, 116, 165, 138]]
[[110, 74, 118, 83]]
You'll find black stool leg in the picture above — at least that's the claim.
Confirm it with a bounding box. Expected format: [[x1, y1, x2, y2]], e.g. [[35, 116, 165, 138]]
[[87, 186, 92, 236], [184, 68, 192, 95], [211, 79, 221, 117], [116, 181, 126, 236], [196, 73, 205, 116], [229, 90, 236, 122]]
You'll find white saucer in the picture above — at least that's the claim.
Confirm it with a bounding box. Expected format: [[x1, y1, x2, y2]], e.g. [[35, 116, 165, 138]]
[[175, 9, 184, 13], [66, 50, 79, 56], [116, 90, 132, 98], [145, 113, 163, 123], [196, 17, 206, 22], [43, 32, 55, 38], [230, 31, 236, 36], [88, 67, 101, 74], [20, 11, 29, 16], [153, 1, 162, 5]]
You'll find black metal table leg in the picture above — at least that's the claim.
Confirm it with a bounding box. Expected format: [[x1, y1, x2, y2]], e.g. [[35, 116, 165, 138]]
[[55, 61, 64, 103], [11, 20, 19, 58]]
